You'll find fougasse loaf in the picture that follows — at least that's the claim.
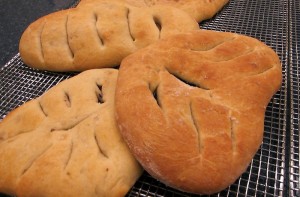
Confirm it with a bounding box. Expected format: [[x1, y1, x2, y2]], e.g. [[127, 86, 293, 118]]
[[115, 30, 282, 195], [19, 1, 199, 72], [0, 69, 143, 197]]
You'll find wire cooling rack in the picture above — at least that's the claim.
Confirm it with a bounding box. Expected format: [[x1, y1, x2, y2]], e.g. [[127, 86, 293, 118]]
[[289, 0, 300, 196], [0, 0, 298, 196]]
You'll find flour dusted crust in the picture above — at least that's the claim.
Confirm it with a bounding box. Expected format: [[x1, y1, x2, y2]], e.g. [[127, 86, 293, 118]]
[[115, 30, 282, 194], [19, 2, 199, 72], [0, 69, 142, 197], [78, 0, 229, 22]]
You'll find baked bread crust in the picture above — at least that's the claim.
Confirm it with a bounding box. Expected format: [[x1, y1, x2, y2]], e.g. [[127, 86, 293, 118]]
[[78, 0, 229, 22], [19, 2, 199, 72], [0, 69, 142, 197], [115, 30, 282, 194]]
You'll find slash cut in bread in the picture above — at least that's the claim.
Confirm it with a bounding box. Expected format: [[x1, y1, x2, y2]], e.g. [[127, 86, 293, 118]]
[[115, 30, 282, 194], [78, 0, 229, 22], [0, 69, 142, 197], [19, 1, 199, 72]]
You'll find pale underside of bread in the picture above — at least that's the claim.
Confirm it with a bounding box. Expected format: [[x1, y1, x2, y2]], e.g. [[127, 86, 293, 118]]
[[115, 30, 282, 194], [78, 0, 230, 22], [0, 69, 142, 197], [19, 2, 199, 72]]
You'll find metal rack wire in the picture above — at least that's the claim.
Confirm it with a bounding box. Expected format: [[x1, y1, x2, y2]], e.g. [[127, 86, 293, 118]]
[[0, 0, 298, 196], [289, 0, 300, 196]]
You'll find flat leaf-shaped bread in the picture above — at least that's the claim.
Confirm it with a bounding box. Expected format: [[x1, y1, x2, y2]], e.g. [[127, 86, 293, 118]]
[[19, 1, 199, 72], [0, 69, 142, 197], [115, 30, 282, 194], [78, 0, 229, 22]]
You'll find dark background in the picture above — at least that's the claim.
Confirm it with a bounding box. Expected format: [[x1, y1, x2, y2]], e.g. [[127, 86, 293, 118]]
[[0, 0, 77, 68]]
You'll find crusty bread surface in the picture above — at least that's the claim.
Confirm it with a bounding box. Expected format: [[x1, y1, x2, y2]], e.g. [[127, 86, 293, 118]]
[[115, 30, 282, 194], [0, 69, 143, 197], [19, 1, 199, 72], [78, 0, 229, 22]]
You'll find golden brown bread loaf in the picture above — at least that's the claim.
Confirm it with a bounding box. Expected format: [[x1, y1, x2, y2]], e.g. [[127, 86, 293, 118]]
[[78, 0, 230, 22], [115, 30, 282, 194], [0, 69, 143, 197], [19, 1, 199, 72]]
